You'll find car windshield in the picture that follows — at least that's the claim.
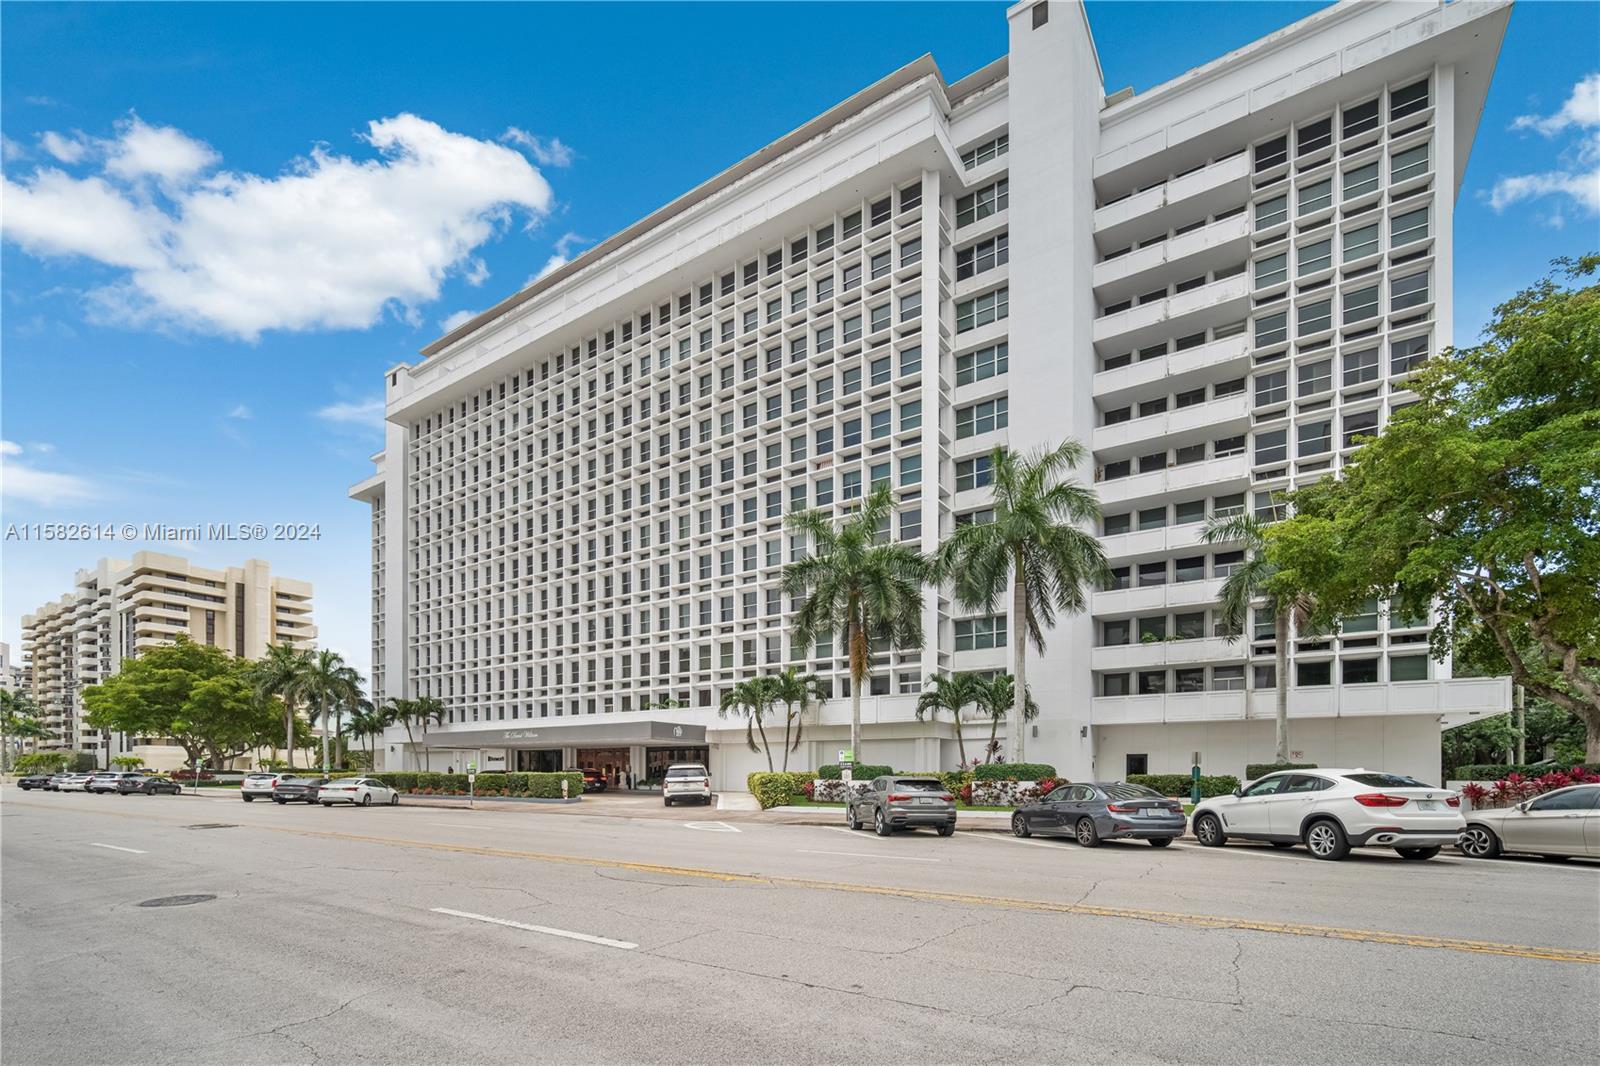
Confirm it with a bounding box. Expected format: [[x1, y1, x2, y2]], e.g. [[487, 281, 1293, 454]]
[[1103, 783, 1163, 800], [892, 778, 945, 791], [666, 767, 705, 778], [1343, 772, 1434, 788]]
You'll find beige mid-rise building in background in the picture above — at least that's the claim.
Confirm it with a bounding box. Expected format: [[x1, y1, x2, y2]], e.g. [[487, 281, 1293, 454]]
[[19, 552, 315, 767]]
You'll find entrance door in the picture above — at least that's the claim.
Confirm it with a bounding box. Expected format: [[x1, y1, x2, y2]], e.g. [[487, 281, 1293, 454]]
[[575, 747, 631, 788]]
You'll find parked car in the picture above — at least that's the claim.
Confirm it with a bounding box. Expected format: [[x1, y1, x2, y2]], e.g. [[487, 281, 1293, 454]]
[[241, 772, 304, 801], [46, 773, 73, 791], [273, 777, 329, 804], [1192, 768, 1464, 861], [16, 774, 53, 790], [1012, 782, 1186, 846], [117, 774, 183, 796], [57, 773, 95, 792], [88, 772, 148, 794], [662, 763, 712, 806], [847, 775, 957, 837], [318, 777, 399, 807], [580, 768, 608, 793], [1459, 784, 1600, 860]]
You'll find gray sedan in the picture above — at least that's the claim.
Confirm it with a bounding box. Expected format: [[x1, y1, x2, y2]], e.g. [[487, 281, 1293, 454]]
[[1459, 784, 1600, 860], [1012, 781, 1186, 846], [847, 776, 957, 837]]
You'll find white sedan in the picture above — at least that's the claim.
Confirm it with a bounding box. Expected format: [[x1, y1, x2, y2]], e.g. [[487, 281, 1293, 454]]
[[56, 774, 95, 792], [1191, 768, 1465, 861], [1459, 784, 1600, 860], [318, 778, 400, 807]]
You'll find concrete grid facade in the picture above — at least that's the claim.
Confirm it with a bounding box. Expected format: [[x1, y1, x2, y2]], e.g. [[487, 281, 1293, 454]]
[[354, 0, 1512, 786], [19, 552, 316, 766]]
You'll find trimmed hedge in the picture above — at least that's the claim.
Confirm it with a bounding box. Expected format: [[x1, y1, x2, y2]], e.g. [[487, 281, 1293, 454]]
[[345, 770, 582, 798], [1451, 762, 1600, 780], [748, 772, 798, 809], [817, 763, 894, 780], [1245, 762, 1317, 780], [1129, 773, 1240, 799], [972, 762, 1056, 782]]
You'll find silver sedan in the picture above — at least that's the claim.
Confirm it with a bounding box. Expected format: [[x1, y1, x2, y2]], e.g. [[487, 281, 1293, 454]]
[[317, 778, 400, 807], [1459, 784, 1599, 860]]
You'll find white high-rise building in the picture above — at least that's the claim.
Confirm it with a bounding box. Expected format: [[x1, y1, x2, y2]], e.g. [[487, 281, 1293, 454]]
[[353, 0, 1512, 786]]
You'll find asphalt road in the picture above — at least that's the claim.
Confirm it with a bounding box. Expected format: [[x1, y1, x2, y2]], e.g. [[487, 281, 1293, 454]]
[[3, 788, 1596, 1065]]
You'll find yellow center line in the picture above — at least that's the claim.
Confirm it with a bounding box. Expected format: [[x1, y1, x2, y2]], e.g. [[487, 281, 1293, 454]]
[[11, 800, 1597, 965]]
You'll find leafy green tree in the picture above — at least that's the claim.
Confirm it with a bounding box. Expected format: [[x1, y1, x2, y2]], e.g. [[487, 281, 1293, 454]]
[[1202, 513, 1316, 766], [974, 673, 1038, 764], [292, 649, 364, 775], [1, 689, 50, 772], [111, 755, 144, 770], [1269, 257, 1600, 758], [783, 486, 929, 764], [934, 441, 1108, 763], [915, 672, 983, 769], [253, 643, 312, 769], [345, 701, 391, 770], [719, 677, 780, 772], [767, 668, 826, 772]]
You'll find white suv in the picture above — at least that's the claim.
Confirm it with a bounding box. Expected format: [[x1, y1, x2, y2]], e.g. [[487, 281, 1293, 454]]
[[662, 764, 712, 807], [241, 772, 303, 801], [1191, 768, 1465, 861]]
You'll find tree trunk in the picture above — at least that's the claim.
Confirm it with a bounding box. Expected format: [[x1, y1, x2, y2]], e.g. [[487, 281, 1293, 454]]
[[1588, 720, 1600, 764], [757, 713, 774, 773], [986, 714, 1001, 763], [848, 613, 865, 765], [1010, 561, 1028, 764], [780, 704, 792, 773], [402, 720, 417, 772], [1274, 609, 1290, 764], [954, 710, 967, 769], [283, 698, 296, 770], [319, 698, 330, 776]]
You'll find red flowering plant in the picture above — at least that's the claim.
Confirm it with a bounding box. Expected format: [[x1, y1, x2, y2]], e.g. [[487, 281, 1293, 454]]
[[800, 780, 815, 799], [1459, 782, 1489, 806], [959, 783, 974, 805], [1037, 777, 1061, 796]]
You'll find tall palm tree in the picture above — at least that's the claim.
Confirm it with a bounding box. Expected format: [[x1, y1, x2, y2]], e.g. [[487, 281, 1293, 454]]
[[386, 696, 445, 770], [768, 668, 826, 772], [1202, 512, 1313, 766], [783, 486, 929, 765], [719, 677, 780, 772], [975, 673, 1038, 763], [343, 701, 385, 769], [292, 650, 364, 776], [915, 672, 982, 769], [934, 440, 1109, 763], [254, 644, 311, 769]]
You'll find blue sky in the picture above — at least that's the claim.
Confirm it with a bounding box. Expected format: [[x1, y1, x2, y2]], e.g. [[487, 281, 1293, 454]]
[[3, 1, 1597, 678]]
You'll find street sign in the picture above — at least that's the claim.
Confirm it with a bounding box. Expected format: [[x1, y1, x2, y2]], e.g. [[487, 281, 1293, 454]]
[[466, 761, 477, 772], [837, 748, 854, 764]]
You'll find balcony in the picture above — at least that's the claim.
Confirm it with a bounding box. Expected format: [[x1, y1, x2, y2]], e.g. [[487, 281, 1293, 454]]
[[1093, 393, 1250, 453], [1093, 577, 1226, 617], [1094, 453, 1249, 508], [1093, 213, 1251, 294], [1091, 636, 1243, 673], [1092, 274, 1249, 352], [1091, 677, 1511, 725], [1099, 522, 1209, 562], [1093, 152, 1251, 244]]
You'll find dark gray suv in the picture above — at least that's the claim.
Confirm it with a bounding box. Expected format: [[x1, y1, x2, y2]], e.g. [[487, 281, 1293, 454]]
[[847, 776, 957, 837]]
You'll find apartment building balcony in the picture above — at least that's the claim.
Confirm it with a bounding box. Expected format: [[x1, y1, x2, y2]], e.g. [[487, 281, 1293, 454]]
[[1091, 636, 1241, 673], [1090, 676, 1511, 726], [1093, 577, 1226, 618], [1093, 212, 1251, 295], [1093, 151, 1250, 245], [1092, 274, 1249, 352], [1093, 393, 1250, 453], [1094, 453, 1249, 508], [1100, 522, 1210, 563]]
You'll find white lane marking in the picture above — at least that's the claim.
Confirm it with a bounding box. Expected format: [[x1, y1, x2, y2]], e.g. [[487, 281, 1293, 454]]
[[683, 821, 740, 833], [88, 843, 146, 854], [798, 849, 939, 863], [817, 825, 859, 836], [972, 833, 1069, 850], [431, 908, 637, 950]]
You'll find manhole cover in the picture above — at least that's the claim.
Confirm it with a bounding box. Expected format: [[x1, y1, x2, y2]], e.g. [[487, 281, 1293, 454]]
[[184, 823, 237, 830], [138, 894, 216, 908]]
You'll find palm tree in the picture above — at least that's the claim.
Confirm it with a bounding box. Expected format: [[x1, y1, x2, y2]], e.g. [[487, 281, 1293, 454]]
[[1, 690, 49, 772], [254, 643, 311, 769], [292, 650, 364, 776], [783, 486, 929, 765], [934, 440, 1109, 763], [345, 702, 391, 770], [975, 673, 1038, 763], [915, 672, 982, 769], [768, 668, 826, 772], [1202, 512, 1313, 766], [719, 677, 780, 772], [386, 696, 445, 770]]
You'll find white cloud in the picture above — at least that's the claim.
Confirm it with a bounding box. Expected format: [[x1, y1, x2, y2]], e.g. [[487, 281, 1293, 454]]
[[0, 441, 98, 507], [527, 231, 590, 284], [1, 136, 26, 163], [38, 130, 87, 164], [2, 113, 555, 340], [439, 308, 477, 333], [316, 398, 386, 430], [228, 404, 252, 419], [501, 128, 574, 167], [1488, 169, 1600, 214], [1512, 73, 1600, 137]]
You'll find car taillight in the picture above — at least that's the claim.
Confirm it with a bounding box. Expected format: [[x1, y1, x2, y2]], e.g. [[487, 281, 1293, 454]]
[[1353, 793, 1409, 807], [1106, 803, 1137, 813], [1445, 795, 1461, 808], [939, 794, 953, 802], [1166, 804, 1183, 814], [886, 794, 910, 803]]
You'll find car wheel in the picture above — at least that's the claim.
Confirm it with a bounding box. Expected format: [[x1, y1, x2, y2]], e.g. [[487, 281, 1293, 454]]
[[1011, 812, 1031, 838], [361, 794, 372, 807], [1458, 825, 1501, 858], [1194, 813, 1226, 847], [846, 805, 861, 831], [321, 802, 333, 807], [242, 794, 254, 802], [1305, 819, 1350, 861], [1075, 818, 1101, 847], [1270, 841, 1296, 849], [1148, 836, 1173, 848], [703, 796, 713, 806], [1397, 846, 1441, 861], [873, 808, 891, 837], [390, 793, 400, 806], [937, 824, 955, 837], [273, 798, 286, 805], [663, 797, 672, 808]]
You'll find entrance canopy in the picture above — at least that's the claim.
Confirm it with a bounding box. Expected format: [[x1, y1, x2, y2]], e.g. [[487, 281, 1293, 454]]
[[417, 720, 706, 749]]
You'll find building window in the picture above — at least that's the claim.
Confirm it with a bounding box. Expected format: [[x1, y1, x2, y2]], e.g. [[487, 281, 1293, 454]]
[[956, 179, 1009, 227], [956, 233, 1009, 280], [1390, 270, 1430, 312], [1343, 285, 1379, 324], [956, 342, 1009, 385], [1343, 222, 1379, 262], [1343, 162, 1379, 202], [1342, 348, 1379, 387], [1389, 78, 1430, 121], [1391, 142, 1430, 183], [1297, 661, 1332, 687], [1254, 195, 1287, 230], [1390, 654, 1428, 682], [1342, 409, 1379, 449], [954, 615, 1007, 651], [961, 133, 1009, 170], [956, 455, 993, 491], [1391, 334, 1429, 374], [1391, 206, 1429, 247], [956, 288, 1009, 333], [956, 397, 1008, 439]]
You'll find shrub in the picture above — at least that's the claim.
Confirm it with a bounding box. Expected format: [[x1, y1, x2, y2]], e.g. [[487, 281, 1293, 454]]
[[972, 762, 1056, 782], [800, 780, 815, 799], [817, 763, 893, 781], [525, 772, 582, 798], [1245, 762, 1317, 780], [1452, 761, 1600, 780], [471, 773, 508, 795], [1128, 773, 1239, 798], [383, 772, 419, 792], [748, 772, 796, 809], [959, 782, 973, 805]]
